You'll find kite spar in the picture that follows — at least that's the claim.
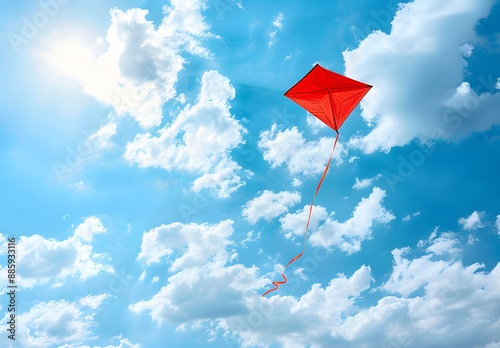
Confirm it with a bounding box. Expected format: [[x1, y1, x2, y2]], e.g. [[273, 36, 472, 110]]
[[262, 64, 372, 297]]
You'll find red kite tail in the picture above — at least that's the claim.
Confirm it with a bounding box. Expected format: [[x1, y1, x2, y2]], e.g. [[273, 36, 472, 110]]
[[262, 131, 340, 297]]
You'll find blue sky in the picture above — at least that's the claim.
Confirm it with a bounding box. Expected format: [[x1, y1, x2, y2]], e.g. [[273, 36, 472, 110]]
[[1, 0, 500, 347]]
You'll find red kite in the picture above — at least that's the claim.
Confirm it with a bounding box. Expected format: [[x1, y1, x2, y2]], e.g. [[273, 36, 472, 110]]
[[262, 64, 372, 297]]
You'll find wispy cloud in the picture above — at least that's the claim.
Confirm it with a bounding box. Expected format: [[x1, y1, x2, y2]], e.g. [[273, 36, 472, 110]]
[[268, 12, 284, 48], [402, 211, 421, 222]]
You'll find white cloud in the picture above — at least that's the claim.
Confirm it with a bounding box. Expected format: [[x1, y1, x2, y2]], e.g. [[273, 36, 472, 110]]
[[192, 156, 250, 198], [402, 211, 421, 222], [241, 231, 260, 248], [268, 12, 284, 48], [101, 338, 143, 348], [458, 211, 485, 230], [309, 187, 395, 253], [306, 112, 327, 133], [88, 121, 117, 149], [468, 234, 479, 245], [294, 267, 308, 280], [272, 12, 284, 29], [130, 263, 263, 325], [427, 232, 461, 256], [220, 253, 500, 348], [137, 220, 233, 269], [59, 337, 142, 348], [43, 2, 213, 129], [219, 265, 374, 347], [258, 124, 346, 176], [128, 216, 500, 348], [74, 216, 107, 243], [131, 220, 266, 325], [496, 78, 500, 90], [337, 257, 500, 347], [123, 70, 249, 198], [496, 215, 500, 234], [417, 229, 461, 256], [352, 174, 382, 190], [1, 296, 140, 348], [4, 217, 113, 288], [2, 300, 96, 347], [138, 270, 147, 282], [242, 190, 301, 224], [79, 293, 110, 310], [344, 0, 500, 153], [292, 178, 302, 187], [348, 156, 359, 163], [72, 180, 89, 191], [460, 43, 474, 57], [280, 204, 328, 239]]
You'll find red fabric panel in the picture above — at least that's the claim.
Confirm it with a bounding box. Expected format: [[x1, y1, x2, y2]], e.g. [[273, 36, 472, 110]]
[[284, 64, 372, 131]]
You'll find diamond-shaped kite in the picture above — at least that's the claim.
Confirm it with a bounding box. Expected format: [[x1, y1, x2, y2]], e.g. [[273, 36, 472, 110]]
[[284, 63, 372, 132]]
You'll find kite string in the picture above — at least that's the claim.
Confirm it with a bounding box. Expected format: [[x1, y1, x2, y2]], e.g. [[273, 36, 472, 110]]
[[262, 131, 340, 297]]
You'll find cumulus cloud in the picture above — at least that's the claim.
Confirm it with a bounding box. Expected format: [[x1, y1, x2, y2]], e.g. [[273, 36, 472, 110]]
[[280, 204, 328, 239], [123, 70, 249, 198], [458, 211, 485, 230], [352, 174, 382, 190], [131, 220, 266, 325], [219, 265, 374, 347], [344, 0, 500, 153], [0, 296, 140, 348], [309, 187, 395, 253], [258, 124, 346, 176], [137, 220, 233, 268], [128, 215, 500, 348], [496, 215, 500, 234], [221, 244, 500, 348], [242, 190, 301, 224], [74, 216, 107, 243], [43, 2, 214, 128], [0, 217, 113, 288], [2, 300, 95, 347]]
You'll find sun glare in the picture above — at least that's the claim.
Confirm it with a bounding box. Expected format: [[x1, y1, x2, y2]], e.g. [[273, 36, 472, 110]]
[[43, 38, 94, 80]]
